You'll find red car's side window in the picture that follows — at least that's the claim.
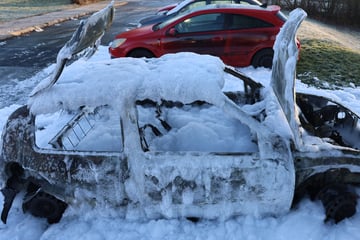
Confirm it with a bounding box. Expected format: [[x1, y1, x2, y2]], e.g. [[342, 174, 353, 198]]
[[227, 14, 274, 30], [175, 13, 274, 34], [175, 13, 225, 33]]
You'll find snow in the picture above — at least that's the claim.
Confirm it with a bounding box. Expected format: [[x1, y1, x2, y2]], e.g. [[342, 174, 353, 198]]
[[137, 103, 258, 152], [28, 52, 226, 115]]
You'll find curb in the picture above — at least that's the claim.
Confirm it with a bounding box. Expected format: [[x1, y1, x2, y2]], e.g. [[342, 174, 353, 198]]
[[0, 1, 127, 41]]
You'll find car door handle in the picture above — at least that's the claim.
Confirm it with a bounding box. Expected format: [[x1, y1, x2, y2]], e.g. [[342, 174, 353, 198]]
[[184, 38, 196, 43], [211, 37, 224, 41]]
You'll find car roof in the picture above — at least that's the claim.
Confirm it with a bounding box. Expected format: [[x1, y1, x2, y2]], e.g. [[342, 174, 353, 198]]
[[155, 3, 284, 32], [168, 0, 263, 14], [28, 53, 230, 114], [186, 3, 281, 14], [171, 4, 285, 23]]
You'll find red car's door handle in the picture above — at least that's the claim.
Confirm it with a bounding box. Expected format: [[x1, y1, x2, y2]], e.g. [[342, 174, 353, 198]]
[[211, 37, 224, 41]]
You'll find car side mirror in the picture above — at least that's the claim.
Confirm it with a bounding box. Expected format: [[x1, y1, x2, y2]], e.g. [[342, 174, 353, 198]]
[[167, 28, 177, 36]]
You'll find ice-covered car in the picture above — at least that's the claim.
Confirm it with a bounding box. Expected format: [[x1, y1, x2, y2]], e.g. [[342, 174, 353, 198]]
[[1, 5, 360, 225]]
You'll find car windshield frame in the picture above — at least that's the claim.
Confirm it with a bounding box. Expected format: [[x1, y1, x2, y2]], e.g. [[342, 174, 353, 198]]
[[154, 12, 188, 30], [167, 0, 196, 15]]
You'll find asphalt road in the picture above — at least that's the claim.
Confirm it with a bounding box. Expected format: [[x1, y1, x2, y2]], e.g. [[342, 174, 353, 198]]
[[0, 0, 174, 108]]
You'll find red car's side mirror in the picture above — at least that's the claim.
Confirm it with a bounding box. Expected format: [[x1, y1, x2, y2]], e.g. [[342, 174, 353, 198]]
[[167, 28, 177, 36]]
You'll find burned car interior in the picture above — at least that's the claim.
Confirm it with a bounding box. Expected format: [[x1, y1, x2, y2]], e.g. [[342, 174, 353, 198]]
[[136, 67, 261, 153], [34, 67, 360, 155], [33, 71, 360, 154], [136, 98, 258, 153], [34, 66, 261, 154], [297, 93, 360, 149]]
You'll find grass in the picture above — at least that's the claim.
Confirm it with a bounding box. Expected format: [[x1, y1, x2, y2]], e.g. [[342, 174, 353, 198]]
[[296, 39, 360, 89]]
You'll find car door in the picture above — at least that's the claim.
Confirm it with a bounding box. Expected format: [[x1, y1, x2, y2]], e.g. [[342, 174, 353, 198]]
[[30, 106, 128, 202], [133, 95, 295, 219], [220, 13, 278, 66], [160, 13, 227, 59]]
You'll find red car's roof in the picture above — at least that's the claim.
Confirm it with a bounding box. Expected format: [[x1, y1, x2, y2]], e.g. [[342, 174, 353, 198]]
[[154, 4, 284, 30], [188, 4, 282, 14]]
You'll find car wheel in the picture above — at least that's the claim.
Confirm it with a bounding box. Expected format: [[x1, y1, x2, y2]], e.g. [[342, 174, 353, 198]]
[[317, 184, 357, 223], [127, 49, 155, 58], [251, 49, 274, 68], [22, 190, 67, 224]]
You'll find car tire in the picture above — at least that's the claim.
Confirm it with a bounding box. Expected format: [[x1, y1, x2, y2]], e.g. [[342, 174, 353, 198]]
[[317, 184, 357, 223], [251, 49, 274, 68], [127, 49, 155, 58], [22, 190, 67, 224]]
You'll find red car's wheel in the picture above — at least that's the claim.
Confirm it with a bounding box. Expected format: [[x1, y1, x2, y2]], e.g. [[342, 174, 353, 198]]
[[251, 49, 274, 68], [127, 49, 155, 58]]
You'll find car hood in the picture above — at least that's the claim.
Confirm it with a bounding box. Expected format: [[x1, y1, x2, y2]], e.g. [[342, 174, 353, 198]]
[[271, 8, 307, 148], [139, 14, 172, 26], [116, 25, 155, 39]]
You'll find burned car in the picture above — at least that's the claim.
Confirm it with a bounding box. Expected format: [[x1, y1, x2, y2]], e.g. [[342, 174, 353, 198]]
[[1, 5, 360, 225]]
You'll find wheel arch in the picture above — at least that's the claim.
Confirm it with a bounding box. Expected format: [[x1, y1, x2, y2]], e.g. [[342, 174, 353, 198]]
[[251, 48, 274, 68], [293, 168, 360, 203], [293, 168, 360, 222], [126, 47, 156, 58]]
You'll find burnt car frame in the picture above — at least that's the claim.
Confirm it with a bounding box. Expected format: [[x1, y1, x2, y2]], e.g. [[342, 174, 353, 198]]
[[1, 5, 360, 225]]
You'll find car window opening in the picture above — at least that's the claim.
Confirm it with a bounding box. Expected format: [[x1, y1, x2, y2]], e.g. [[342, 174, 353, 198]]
[[35, 106, 124, 152], [136, 99, 259, 153]]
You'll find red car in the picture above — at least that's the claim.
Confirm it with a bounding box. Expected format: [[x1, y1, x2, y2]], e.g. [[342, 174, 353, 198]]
[[109, 4, 287, 68]]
